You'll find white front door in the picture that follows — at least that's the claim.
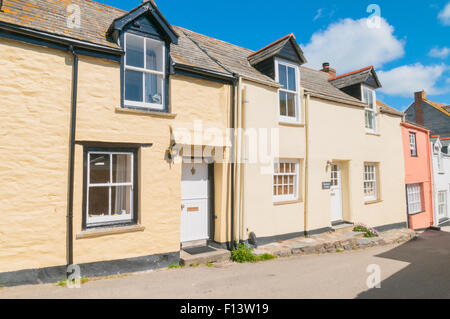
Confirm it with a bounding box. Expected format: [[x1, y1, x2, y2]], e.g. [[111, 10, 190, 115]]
[[330, 164, 343, 222], [181, 161, 210, 243]]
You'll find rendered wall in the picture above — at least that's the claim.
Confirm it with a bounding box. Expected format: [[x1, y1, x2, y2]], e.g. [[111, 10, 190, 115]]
[[401, 124, 434, 229], [307, 97, 407, 230], [241, 80, 306, 240], [0, 39, 71, 272]]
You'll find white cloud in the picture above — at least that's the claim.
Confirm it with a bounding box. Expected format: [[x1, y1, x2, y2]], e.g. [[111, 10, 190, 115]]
[[378, 63, 449, 97], [302, 17, 404, 73], [428, 46, 450, 58], [438, 2, 450, 25]]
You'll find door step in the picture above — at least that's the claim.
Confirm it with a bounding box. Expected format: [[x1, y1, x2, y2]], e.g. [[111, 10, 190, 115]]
[[180, 247, 231, 266], [332, 222, 354, 233]]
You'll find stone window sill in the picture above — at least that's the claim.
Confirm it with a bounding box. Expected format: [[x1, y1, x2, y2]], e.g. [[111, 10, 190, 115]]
[[279, 122, 305, 128], [364, 199, 383, 205], [115, 107, 177, 119], [77, 225, 146, 240], [366, 132, 381, 137], [273, 199, 303, 206]]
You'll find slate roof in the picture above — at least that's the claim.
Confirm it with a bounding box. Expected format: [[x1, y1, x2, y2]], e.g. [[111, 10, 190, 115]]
[[329, 66, 382, 89], [424, 98, 450, 117], [0, 0, 375, 107], [247, 33, 307, 66], [376, 100, 404, 117]]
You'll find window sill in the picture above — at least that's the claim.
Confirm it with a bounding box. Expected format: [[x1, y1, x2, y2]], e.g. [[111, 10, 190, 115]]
[[365, 132, 380, 137], [408, 210, 425, 216], [116, 107, 177, 119], [279, 121, 305, 128], [77, 225, 145, 239], [273, 199, 302, 206], [364, 199, 383, 205]]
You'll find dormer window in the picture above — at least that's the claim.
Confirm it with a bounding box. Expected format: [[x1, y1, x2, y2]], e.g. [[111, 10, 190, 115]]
[[275, 58, 301, 123], [124, 33, 166, 110], [362, 85, 377, 133]]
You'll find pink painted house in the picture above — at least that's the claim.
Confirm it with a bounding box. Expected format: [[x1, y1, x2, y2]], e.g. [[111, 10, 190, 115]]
[[401, 121, 434, 229]]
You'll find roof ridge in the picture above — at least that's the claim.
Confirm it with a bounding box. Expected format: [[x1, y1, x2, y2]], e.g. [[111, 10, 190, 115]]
[[328, 65, 374, 81], [174, 26, 254, 53], [83, 0, 127, 13], [248, 33, 293, 58]]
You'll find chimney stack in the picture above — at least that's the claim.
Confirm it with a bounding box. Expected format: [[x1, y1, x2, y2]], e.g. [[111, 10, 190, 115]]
[[414, 91, 426, 125], [321, 62, 336, 78]]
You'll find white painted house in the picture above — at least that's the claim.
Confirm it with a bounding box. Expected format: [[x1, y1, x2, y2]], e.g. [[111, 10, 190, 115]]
[[431, 137, 450, 226]]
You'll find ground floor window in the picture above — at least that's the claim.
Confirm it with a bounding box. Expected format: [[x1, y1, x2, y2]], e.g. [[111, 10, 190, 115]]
[[406, 183, 423, 214], [438, 191, 448, 220], [364, 163, 378, 201], [273, 160, 299, 202], [85, 149, 137, 228]]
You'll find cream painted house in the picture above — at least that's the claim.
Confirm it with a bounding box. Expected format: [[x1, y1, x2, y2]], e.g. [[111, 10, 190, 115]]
[[0, 0, 408, 285]]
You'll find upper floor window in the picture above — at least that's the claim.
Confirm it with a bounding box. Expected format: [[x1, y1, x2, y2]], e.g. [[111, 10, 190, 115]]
[[275, 59, 301, 123], [124, 33, 165, 110], [362, 85, 377, 133], [409, 132, 417, 157]]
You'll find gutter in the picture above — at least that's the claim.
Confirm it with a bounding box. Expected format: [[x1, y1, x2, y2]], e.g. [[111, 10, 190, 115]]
[[0, 21, 124, 56], [304, 92, 311, 235], [66, 46, 78, 273]]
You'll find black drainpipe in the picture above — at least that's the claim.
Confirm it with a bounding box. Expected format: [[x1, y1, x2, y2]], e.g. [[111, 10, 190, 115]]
[[230, 75, 238, 250], [66, 45, 78, 273]]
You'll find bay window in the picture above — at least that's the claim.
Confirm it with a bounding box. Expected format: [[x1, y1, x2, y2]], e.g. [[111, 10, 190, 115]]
[[275, 59, 300, 123], [85, 149, 137, 228], [124, 33, 165, 110], [362, 85, 377, 133]]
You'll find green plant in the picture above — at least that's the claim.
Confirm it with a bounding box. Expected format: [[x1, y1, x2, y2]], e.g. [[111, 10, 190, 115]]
[[168, 263, 184, 269], [231, 243, 276, 263], [354, 224, 379, 238], [206, 262, 214, 267], [57, 277, 89, 287], [190, 263, 200, 267], [336, 249, 344, 253], [231, 243, 257, 263]]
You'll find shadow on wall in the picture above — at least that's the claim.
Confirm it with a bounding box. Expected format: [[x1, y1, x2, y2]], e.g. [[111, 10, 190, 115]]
[[356, 230, 450, 299]]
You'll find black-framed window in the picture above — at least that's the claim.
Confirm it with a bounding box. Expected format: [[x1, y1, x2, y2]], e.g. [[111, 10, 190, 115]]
[[83, 147, 138, 229], [409, 132, 418, 157], [123, 32, 167, 111]]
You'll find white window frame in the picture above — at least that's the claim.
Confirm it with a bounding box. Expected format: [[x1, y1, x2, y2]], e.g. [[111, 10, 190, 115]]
[[406, 183, 423, 214], [275, 58, 301, 124], [361, 85, 377, 133], [438, 191, 448, 219], [124, 33, 166, 110], [273, 159, 300, 203], [86, 151, 135, 226], [409, 132, 417, 157], [364, 163, 378, 202]]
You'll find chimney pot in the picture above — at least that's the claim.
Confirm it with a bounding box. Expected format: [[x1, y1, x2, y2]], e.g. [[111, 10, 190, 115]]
[[320, 62, 336, 78]]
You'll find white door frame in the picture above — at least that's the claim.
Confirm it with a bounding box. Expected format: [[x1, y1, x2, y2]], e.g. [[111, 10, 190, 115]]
[[330, 163, 343, 222], [180, 158, 213, 246]]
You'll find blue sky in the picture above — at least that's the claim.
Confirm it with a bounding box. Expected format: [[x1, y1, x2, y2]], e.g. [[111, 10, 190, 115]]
[[100, 0, 450, 110]]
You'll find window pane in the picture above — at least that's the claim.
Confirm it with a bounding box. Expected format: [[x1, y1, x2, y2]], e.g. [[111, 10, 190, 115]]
[[279, 92, 287, 116], [287, 93, 296, 117], [278, 64, 287, 89], [288, 67, 296, 91], [126, 34, 144, 68], [365, 110, 374, 129], [112, 154, 133, 183], [146, 39, 163, 72], [90, 154, 110, 184], [111, 186, 133, 217], [145, 73, 163, 105], [88, 187, 109, 218], [125, 70, 143, 102]]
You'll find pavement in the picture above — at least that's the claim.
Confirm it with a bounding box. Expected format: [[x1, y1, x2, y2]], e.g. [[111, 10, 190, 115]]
[[0, 229, 449, 299]]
